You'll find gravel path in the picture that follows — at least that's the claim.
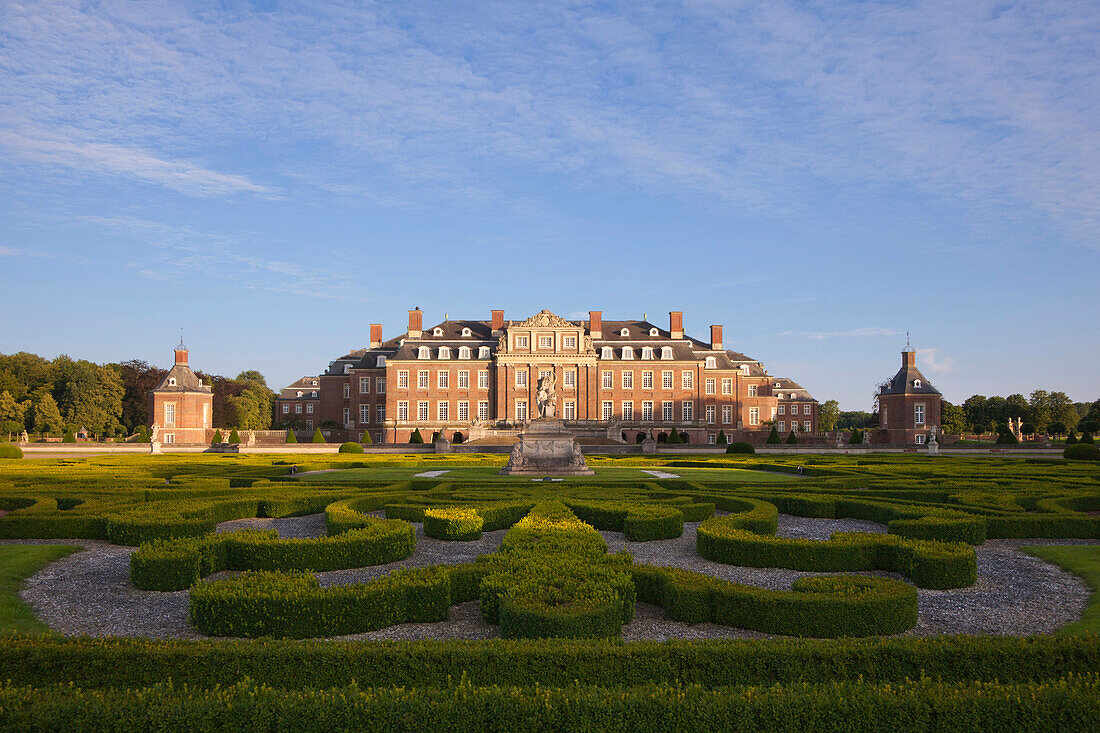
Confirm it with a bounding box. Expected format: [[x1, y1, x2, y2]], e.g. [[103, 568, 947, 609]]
[[11, 513, 1095, 640]]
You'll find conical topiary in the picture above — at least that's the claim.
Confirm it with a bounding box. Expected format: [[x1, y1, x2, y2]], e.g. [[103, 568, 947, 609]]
[[285, 429, 297, 444], [668, 427, 683, 444], [409, 428, 424, 444], [361, 430, 372, 445], [848, 429, 862, 444], [1082, 432, 1095, 445], [716, 429, 727, 445], [786, 430, 798, 444], [211, 429, 223, 444], [63, 430, 76, 443], [1066, 431, 1078, 445], [311, 428, 325, 443], [766, 425, 781, 444], [228, 428, 241, 444]]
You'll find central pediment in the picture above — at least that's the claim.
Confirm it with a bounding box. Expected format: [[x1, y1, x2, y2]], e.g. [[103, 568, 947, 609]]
[[513, 310, 575, 329]]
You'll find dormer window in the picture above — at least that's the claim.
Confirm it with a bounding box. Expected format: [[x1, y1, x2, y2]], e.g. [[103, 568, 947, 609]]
[[642, 347, 654, 359], [778, 393, 785, 400], [601, 346, 613, 359], [167, 377, 176, 386], [913, 379, 922, 388], [705, 356, 716, 369], [775, 382, 781, 388], [478, 346, 490, 359], [376, 356, 386, 368], [343, 364, 351, 374], [649, 328, 659, 337], [740, 364, 749, 375], [621, 347, 634, 360], [433, 327, 443, 337], [296, 391, 303, 397], [438, 347, 451, 359], [461, 327, 471, 337], [660, 346, 672, 360], [620, 328, 629, 337], [418, 346, 430, 359], [311, 380, 318, 386], [310, 391, 317, 398]]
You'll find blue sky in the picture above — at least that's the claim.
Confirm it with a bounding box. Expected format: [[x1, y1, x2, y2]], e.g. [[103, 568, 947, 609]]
[[1, 0, 1097, 410]]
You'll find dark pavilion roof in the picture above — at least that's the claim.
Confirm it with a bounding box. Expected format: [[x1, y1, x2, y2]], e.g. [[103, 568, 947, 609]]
[[879, 352, 941, 396], [151, 362, 211, 393]]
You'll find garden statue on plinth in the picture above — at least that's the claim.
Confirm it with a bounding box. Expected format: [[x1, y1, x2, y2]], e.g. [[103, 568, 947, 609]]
[[149, 423, 162, 454], [927, 426, 940, 456], [499, 373, 593, 476]]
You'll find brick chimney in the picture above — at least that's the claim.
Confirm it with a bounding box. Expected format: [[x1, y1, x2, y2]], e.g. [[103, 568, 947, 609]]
[[491, 309, 505, 335], [670, 311, 684, 339], [589, 310, 602, 339], [174, 347, 188, 366], [902, 349, 916, 367], [408, 308, 423, 338], [369, 324, 383, 348], [710, 325, 723, 350]]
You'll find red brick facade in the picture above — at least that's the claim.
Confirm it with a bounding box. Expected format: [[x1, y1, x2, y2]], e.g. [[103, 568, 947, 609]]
[[291, 309, 820, 444], [148, 346, 213, 444], [875, 350, 942, 445]]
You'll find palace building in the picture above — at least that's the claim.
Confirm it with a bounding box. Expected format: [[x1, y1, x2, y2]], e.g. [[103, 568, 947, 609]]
[[876, 348, 942, 445], [294, 309, 819, 444], [148, 341, 213, 444]]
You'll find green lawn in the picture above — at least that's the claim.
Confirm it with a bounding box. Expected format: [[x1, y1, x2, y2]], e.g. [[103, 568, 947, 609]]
[[0, 545, 81, 634], [295, 465, 795, 483], [1023, 545, 1100, 634]]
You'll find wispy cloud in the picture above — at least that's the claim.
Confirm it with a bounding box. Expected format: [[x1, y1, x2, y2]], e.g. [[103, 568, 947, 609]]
[[780, 327, 901, 340], [917, 348, 955, 374]]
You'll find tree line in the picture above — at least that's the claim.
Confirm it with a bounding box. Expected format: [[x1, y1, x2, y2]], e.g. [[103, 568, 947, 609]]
[[0, 352, 277, 439], [815, 390, 1099, 436]]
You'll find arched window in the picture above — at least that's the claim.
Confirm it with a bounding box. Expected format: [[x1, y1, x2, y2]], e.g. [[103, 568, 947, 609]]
[[620, 328, 629, 337], [458, 346, 471, 359], [418, 346, 430, 359], [661, 346, 672, 360], [705, 356, 716, 369], [601, 346, 613, 359], [621, 347, 634, 360], [311, 380, 318, 386], [433, 327, 443, 337], [642, 347, 654, 360], [649, 328, 659, 337], [461, 327, 471, 337], [775, 382, 782, 388], [778, 393, 785, 400], [167, 377, 176, 386], [478, 346, 490, 359], [913, 379, 922, 388], [438, 347, 451, 359]]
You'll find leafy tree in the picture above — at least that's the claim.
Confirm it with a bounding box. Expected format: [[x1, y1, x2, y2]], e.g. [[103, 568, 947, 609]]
[[1049, 392, 1079, 432], [228, 428, 241, 444], [837, 411, 874, 430], [962, 395, 990, 434], [31, 390, 63, 434], [817, 400, 840, 431], [786, 430, 798, 444], [56, 359, 124, 436], [941, 401, 969, 434], [113, 360, 166, 431], [285, 429, 297, 444], [409, 428, 424, 444], [0, 390, 27, 437], [0, 352, 55, 402], [1048, 422, 1066, 437], [765, 425, 781, 444], [1080, 420, 1100, 435], [226, 381, 275, 430], [311, 428, 325, 443], [1028, 390, 1052, 434]]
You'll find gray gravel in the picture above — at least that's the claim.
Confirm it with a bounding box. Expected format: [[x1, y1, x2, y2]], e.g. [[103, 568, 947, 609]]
[[10, 513, 1096, 640]]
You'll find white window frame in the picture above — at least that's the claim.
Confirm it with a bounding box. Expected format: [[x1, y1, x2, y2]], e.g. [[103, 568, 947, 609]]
[[360, 405, 370, 424], [748, 385, 758, 397], [458, 370, 470, 389], [778, 421, 786, 432], [164, 403, 176, 426], [914, 404, 925, 426], [417, 401, 429, 421], [682, 401, 693, 421], [376, 356, 386, 368], [749, 407, 759, 426], [622, 401, 633, 421], [478, 370, 490, 389], [642, 401, 653, 421], [438, 371, 449, 389], [516, 369, 528, 388], [722, 405, 732, 424], [706, 405, 715, 424], [804, 421, 812, 432], [477, 401, 489, 420], [478, 346, 490, 359], [563, 336, 577, 349], [516, 336, 529, 348], [564, 369, 575, 388], [622, 371, 633, 389], [398, 370, 409, 389], [343, 407, 351, 427], [377, 405, 385, 423], [563, 400, 576, 420], [642, 347, 654, 360], [282, 404, 289, 414], [915, 434, 926, 445], [515, 400, 528, 421], [661, 346, 672, 360], [705, 378, 715, 395], [437, 401, 449, 421], [602, 401, 614, 421], [377, 377, 385, 394], [602, 371, 613, 389], [601, 346, 613, 359], [705, 356, 716, 369], [418, 370, 429, 389], [295, 404, 303, 414], [621, 347, 634, 360], [306, 403, 313, 414], [438, 347, 451, 359], [662, 370, 673, 389], [662, 401, 674, 421], [643, 371, 653, 389], [360, 377, 370, 394], [538, 335, 553, 349], [778, 405, 785, 415], [457, 401, 469, 421], [342, 384, 350, 399], [804, 405, 811, 415], [458, 346, 471, 359], [418, 346, 430, 359], [682, 371, 693, 389]]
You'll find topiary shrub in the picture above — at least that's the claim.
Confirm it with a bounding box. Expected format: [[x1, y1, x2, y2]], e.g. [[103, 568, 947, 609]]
[[1065, 431, 1078, 445], [668, 428, 683, 445], [339, 442, 364, 454], [62, 431, 76, 444], [1081, 433, 1095, 445], [786, 431, 798, 445], [409, 428, 424, 444], [766, 426, 781, 445], [360, 431, 372, 445], [715, 429, 727, 445], [285, 430, 297, 444], [1064, 444, 1100, 461], [228, 429, 241, 444], [211, 430, 223, 445], [0, 444, 23, 459], [726, 441, 755, 454], [996, 431, 1019, 445], [848, 429, 862, 445], [311, 429, 325, 444]]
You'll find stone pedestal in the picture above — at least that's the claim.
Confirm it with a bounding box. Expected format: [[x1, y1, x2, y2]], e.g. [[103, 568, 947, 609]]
[[149, 441, 162, 455], [498, 420, 594, 476], [640, 436, 657, 454], [434, 436, 452, 454]]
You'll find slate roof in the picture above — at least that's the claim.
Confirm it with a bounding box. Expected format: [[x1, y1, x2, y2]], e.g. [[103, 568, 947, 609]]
[[277, 377, 321, 400], [152, 363, 211, 393], [879, 356, 941, 396], [771, 377, 817, 402]]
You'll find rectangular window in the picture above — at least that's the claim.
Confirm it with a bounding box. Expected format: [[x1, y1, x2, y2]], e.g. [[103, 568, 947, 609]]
[[682, 401, 693, 421], [417, 401, 429, 421], [778, 421, 785, 433], [722, 378, 732, 395], [643, 371, 653, 389], [359, 377, 370, 394], [377, 378, 386, 394], [377, 405, 385, 423], [622, 371, 633, 389], [722, 405, 732, 424], [662, 371, 673, 389], [398, 370, 409, 389], [622, 401, 633, 421], [539, 369, 552, 381], [564, 370, 575, 388], [662, 401, 673, 421], [375, 433, 382, 444], [438, 371, 449, 389], [706, 405, 715, 424], [202, 403, 209, 427], [458, 370, 470, 389], [563, 400, 576, 420], [458, 401, 469, 421], [778, 405, 785, 415], [563, 336, 577, 349], [306, 403, 313, 414], [477, 401, 489, 420], [682, 372, 693, 389], [164, 433, 174, 444], [516, 336, 529, 348], [418, 371, 429, 389], [804, 421, 812, 432], [748, 385, 758, 397], [296, 404, 303, 414], [516, 400, 528, 421], [306, 419, 313, 429], [282, 404, 289, 414], [398, 401, 409, 421], [602, 371, 613, 389], [343, 408, 351, 427], [516, 370, 528, 388], [709, 434, 716, 444], [538, 335, 553, 349], [915, 434, 926, 445], [360, 405, 370, 424], [804, 405, 811, 415], [642, 401, 653, 421], [705, 378, 715, 395], [164, 403, 175, 426], [342, 384, 350, 399], [914, 404, 925, 425], [749, 407, 759, 425], [437, 402, 449, 421], [602, 401, 613, 421], [478, 370, 489, 389]]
